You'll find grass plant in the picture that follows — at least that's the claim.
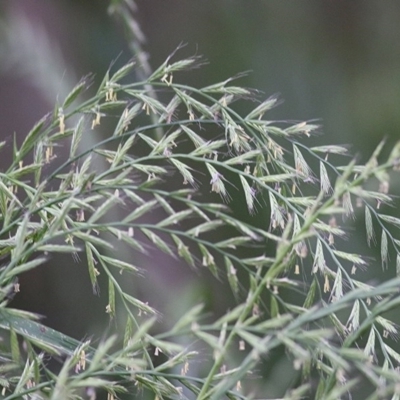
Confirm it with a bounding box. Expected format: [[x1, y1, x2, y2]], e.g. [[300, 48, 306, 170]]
[[1, 1, 400, 399]]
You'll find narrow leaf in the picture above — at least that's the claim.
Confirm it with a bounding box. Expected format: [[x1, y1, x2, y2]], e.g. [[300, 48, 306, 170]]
[[10, 327, 20, 363], [141, 228, 174, 257], [86, 243, 99, 294], [172, 234, 195, 268], [5, 258, 47, 280], [157, 209, 193, 228], [240, 175, 256, 215], [123, 200, 158, 223], [88, 190, 122, 224], [381, 230, 389, 270], [365, 206, 375, 246], [107, 278, 116, 317], [63, 78, 88, 109]]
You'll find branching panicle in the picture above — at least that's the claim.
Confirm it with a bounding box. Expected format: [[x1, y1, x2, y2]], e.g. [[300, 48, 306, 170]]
[[1, 3, 400, 399]]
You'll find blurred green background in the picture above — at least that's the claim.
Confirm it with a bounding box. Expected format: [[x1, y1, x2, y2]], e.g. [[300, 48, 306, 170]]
[[1, 1, 400, 397]]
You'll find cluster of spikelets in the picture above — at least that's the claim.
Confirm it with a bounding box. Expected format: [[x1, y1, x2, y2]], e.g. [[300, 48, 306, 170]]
[[2, 9, 400, 396]]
